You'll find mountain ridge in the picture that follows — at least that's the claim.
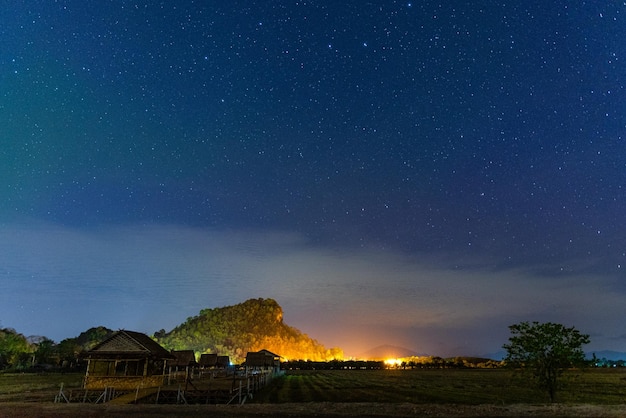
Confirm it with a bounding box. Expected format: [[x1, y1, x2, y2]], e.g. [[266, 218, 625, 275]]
[[153, 298, 343, 363]]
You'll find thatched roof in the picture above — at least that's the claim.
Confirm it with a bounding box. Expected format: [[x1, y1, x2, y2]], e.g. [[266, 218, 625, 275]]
[[82, 330, 175, 360], [199, 353, 231, 368], [171, 350, 197, 367], [199, 353, 217, 367], [245, 349, 281, 367], [217, 355, 230, 367]]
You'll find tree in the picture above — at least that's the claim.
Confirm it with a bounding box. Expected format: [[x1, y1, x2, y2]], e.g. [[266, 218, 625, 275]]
[[503, 321, 590, 402], [0, 328, 32, 369], [34, 338, 56, 365]]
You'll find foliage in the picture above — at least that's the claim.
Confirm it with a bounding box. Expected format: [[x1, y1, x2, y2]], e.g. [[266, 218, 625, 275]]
[[503, 321, 590, 402], [55, 326, 113, 367], [0, 328, 33, 369], [33, 338, 55, 365], [72, 326, 114, 351], [284, 356, 502, 371], [0, 325, 114, 371], [154, 298, 343, 363]]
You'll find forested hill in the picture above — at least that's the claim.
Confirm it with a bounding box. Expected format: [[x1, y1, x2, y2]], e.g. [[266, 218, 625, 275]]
[[153, 298, 343, 364]]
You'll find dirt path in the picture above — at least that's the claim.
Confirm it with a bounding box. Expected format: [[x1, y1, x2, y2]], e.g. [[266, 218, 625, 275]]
[[2, 402, 626, 417]]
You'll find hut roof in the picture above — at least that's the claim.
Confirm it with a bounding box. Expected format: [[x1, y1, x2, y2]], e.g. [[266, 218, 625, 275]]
[[171, 350, 197, 366], [199, 353, 218, 367], [257, 349, 281, 358], [83, 330, 175, 360], [216, 355, 230, 367], [245, 349, 281, 367]]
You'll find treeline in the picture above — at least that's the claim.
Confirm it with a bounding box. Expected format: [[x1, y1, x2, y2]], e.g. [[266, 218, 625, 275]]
[[0, 326, 112, 371], [593, 358, 626, 368], [154, 298, 343, 364], [401, 356, 503, 369], [1, 298, 344, 370], [283, 359, 386, 370], [282, 356, 503, 370]]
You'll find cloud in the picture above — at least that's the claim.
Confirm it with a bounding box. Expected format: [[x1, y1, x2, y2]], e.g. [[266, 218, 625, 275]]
[[1, 221, 623, 356]]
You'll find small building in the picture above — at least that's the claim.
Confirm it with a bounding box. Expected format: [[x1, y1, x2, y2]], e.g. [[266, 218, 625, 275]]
[[199, 353, 218, 368], [82, 330, 175, 390], [198, 353, 231, 378], [245, 349, 281, 373], [216, 355, 230, 368], [199, 353, 230, 369], [169, 350, 198, 383], [170, 350, 198, 368]]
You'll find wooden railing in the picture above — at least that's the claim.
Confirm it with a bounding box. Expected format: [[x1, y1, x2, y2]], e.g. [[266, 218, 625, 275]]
[[83, 375, 166, 390]]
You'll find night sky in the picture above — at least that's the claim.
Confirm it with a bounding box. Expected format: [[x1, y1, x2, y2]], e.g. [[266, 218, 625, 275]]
[[1, 1, 625, 357]]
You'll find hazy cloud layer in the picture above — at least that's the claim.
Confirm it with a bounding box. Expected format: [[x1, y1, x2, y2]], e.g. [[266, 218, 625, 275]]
[[2, 222, 623, 357]]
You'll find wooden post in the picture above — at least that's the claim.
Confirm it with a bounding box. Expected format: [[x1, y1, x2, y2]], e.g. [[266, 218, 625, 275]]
[[84, 359, 91, 389]]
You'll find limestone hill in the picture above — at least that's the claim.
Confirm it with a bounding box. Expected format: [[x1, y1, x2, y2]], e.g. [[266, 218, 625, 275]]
[[153, 298, 343, 364]]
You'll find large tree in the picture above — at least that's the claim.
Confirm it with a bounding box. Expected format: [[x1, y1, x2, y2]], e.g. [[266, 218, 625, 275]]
[[0, 328, 32, 369], [503, 321, 590, 402]]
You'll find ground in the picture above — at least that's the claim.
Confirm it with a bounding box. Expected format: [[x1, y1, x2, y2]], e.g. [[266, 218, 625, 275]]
[[2, 402, 626, 417]]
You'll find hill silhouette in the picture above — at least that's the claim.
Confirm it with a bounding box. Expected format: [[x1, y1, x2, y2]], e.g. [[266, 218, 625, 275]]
[[153, 298, 343, 364]]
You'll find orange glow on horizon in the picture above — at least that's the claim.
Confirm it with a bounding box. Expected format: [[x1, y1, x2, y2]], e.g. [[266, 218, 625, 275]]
[[384, 358, 400, 366]]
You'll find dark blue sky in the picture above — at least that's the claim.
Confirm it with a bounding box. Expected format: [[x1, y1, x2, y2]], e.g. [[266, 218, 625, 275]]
[[1, 1, 625, 356]]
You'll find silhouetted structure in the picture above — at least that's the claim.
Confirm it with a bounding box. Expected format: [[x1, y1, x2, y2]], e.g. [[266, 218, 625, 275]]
[[217, 355, 230, 368], [245, 349, 281, 373], [81, 330, 175, 390], [199, 353, 217, 368], [198, 353, 230, 368], [170, 350, 197, 368]]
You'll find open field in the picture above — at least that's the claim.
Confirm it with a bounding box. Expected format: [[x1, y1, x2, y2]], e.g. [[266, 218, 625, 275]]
[[3, 402, 626, 417], [1, 369, 626, 417], [0, 373, 84, 403], [253, 368, 626, 404]]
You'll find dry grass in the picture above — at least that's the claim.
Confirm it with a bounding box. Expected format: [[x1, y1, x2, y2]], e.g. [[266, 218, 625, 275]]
[[3, 402, 626, 417], [2, 369, 626, 417], [254, 368, 626, 404]]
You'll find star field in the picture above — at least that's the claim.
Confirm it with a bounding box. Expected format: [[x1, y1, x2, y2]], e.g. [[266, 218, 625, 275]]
[[1, 1, 625, 355]]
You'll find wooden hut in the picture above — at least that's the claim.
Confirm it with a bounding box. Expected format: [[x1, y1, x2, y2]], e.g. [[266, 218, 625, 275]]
[[199, 353, 230, 369], [169, 350, 198, 382], [216, 355, 231, 368], [170, 350, 198, 368], [81, 330, 175, 390], [245, 349, 281, 373], [199, 353, 218, 368]]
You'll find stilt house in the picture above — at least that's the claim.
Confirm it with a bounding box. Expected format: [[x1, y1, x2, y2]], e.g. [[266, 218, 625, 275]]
[[82, 330, 175, 390], [245, 349, 281, 373]]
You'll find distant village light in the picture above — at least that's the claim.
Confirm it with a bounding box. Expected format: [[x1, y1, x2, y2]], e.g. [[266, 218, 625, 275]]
[[384, 358, 400, 367]]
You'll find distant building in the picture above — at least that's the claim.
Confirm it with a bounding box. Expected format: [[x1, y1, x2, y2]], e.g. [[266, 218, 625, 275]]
[[216, 355, 230, 368], [198, 353, 231, 369], [81, 330, 175, 390], [168, 350, 198, 383], [170, 350, 198, 368], [245, 349, 281, 373], [199, 353, 218, 368]]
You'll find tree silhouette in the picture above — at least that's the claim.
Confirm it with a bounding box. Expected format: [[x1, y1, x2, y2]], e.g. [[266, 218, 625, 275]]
[[503, 321, 590, 402]]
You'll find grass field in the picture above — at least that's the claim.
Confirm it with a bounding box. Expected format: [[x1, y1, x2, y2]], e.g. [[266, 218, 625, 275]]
[[1, 369, 626, 417], [0, 372, 84, 402], [253, 368, 626, 405], [2, 368, 626, 405]]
